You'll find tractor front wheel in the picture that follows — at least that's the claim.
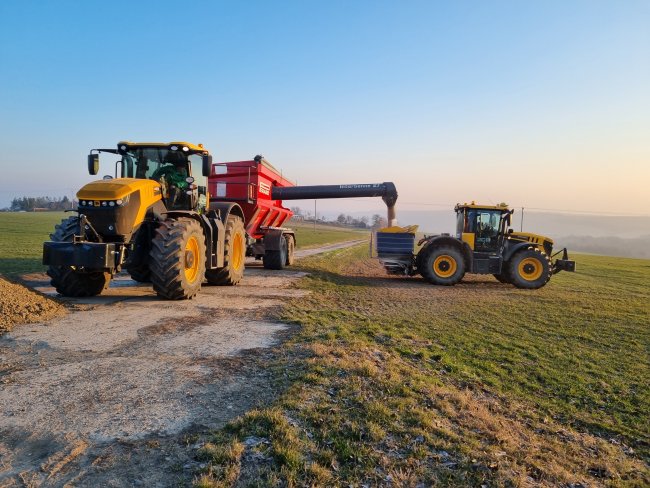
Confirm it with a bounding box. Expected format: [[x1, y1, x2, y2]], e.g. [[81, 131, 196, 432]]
[[507, 247, 551, 289], [419, 245, 466, 286], [205, 215, 246, 285], [149, 218, 206, 299], [47, 217, 111, 297]]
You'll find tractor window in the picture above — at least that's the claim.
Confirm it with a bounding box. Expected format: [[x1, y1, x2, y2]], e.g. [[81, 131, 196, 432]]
[[189, 154, 208, 212], [475, 210, 502, 251]]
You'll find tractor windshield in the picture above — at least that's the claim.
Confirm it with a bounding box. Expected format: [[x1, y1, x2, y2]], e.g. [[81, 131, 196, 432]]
[[121, 148, 188, 181]]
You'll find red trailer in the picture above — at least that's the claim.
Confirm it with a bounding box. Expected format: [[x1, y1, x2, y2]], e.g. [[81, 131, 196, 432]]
[[208, 156, 297, 269], [208, 155, 398, 270]]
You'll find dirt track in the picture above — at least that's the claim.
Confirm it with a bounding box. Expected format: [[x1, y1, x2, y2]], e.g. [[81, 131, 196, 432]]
[[0, 240, 363, 487]]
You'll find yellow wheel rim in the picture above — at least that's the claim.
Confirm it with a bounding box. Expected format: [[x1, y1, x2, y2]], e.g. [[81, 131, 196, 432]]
[[184, 235, 200, 282], [433, 255, 457, 278], [232, 232, 244, 270], [518, 257, 543, 281]]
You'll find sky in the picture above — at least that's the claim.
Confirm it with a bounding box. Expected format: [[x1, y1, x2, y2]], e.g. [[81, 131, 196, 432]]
[[1, 0, 649, 219]]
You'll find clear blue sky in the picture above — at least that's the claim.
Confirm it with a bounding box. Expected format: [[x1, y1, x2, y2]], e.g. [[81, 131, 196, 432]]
[[1, 0, 648, 216]]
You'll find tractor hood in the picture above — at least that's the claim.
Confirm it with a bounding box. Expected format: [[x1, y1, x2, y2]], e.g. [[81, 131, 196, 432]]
[[77, 178, 162, 201], [508, 231, 553, 246]]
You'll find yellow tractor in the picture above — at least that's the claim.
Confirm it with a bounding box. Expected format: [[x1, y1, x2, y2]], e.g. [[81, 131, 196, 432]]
[[42, 141, 246, 299], [376, 202, 575, 289]]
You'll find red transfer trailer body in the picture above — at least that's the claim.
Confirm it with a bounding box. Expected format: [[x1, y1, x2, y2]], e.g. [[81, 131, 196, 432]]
[[208, 156, 297, 269], [208, 155, 398, 270]]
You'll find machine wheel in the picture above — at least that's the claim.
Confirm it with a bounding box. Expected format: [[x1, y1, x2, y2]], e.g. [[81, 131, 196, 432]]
[[149, 217, 206, 299], [493, 270, 511, 284], [263, 235, 287, 270], [285, 234, 295, 266], [46, 217, 111, 297], [508, 247, 552, 289], [126, 262, 150, 283], [419, 245, 466, 286], [205, 215, 246, 286]]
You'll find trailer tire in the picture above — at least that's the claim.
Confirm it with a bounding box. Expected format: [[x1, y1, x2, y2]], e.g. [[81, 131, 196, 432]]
[[508, 247, 551, 289], [47, 217, 111, 297], [150, 218, 206, 299], [419, 245, 465, 286], [263, 236, 287, 270], [285, 235, 295, 266], [205, 215, 246, 286]]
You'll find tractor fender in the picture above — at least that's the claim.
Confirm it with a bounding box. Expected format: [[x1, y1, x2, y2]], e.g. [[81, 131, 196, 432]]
[[209, 202, 245, 225], [262, 229, 288, 251], [417, 235, 472, 268], [502, 240, 538, 262]]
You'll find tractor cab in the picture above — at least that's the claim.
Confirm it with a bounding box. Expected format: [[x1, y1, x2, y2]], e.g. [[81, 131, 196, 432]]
[[455, 202, 512, 253], [87, 142, 213, 212]]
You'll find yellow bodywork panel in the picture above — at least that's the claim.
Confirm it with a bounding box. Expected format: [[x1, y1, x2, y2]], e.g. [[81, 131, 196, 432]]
[[77, 178, 163, 227], [461, 232, 475, 250], [508, 232, 553, 246]]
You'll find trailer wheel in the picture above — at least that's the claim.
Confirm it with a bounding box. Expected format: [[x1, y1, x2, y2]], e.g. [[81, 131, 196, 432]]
[[285, 235, 295, 266], [507, 247, 551, 289], [150, 217, 206, 299], [46, 217, 111, 297], [263, 236, 287, 270], [419, 245, 465, 286], [205, 215, 246, 285]]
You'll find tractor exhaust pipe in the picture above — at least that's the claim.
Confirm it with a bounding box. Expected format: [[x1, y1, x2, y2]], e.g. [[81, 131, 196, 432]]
[[271, 182, 398, 226]]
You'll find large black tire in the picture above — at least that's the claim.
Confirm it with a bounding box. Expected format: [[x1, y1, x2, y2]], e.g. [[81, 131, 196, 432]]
[[263, 235, 287, 270], [205, 215, 246, 286], [507, 247, 552, 289], [493, 270, 511, 284], [47, 217, 111, 297], [126, 262, 150, 283], [418, 245, 466, 286], [149, 218, 206, 299], [285, 235, 295, 266]]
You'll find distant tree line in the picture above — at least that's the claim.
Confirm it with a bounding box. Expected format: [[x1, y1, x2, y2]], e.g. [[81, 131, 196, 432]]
[[10, 196, 75, 211], [290, 206, 386, 229]]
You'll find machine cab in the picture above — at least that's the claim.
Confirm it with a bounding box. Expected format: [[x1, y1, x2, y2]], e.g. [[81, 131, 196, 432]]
[[455, 203, 512, 253]]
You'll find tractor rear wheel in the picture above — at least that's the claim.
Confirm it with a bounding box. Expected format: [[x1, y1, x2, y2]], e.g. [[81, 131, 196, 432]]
[[493, 271, 511, 284], [47, 217, 111, 297], [205, 215, 246, 285], [508, 247, 551, 289], [126, 262, 150, 283], [263, 235, 288, 270], [419, 245, 465, 286], [149, 218, 206, 299]]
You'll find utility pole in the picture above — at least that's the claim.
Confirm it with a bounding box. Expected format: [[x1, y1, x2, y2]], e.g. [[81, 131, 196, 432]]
[[314, 200, 317, 232], [520, 207, 524, 231]]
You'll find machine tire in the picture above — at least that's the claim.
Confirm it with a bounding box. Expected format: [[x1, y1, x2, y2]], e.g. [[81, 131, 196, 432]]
[[205, 215, 246, 286], [126, 262, 150, 283], [419, 245, 465, 286], [285, 234, 295, 266], [263, 235, 287, 270], [46, 217, 111, 297], [149, 217, 206, 299], [493, 271, 511, 284], [508, 247, 551, 289]]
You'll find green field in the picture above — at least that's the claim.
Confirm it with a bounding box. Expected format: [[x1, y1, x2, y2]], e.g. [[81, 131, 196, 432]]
[[196, 247, 650, 487], [0, 212, 366, 278]]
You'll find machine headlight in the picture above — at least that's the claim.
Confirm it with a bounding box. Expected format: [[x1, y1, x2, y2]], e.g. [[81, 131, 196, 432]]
[[116, 199, 123, 206], [80, 200, 86, 205], [109, 201, 115, 207], [182, 146, 189, 152], [170, 145, 178, 151], [102, 201, 107, 206]]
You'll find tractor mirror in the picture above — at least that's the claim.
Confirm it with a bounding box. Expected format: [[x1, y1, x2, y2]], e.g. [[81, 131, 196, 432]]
[[88, 154, 99, 175], [202, 154, 212, 177]]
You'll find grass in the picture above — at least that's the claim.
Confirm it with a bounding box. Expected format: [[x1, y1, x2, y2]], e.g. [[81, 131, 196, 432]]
[[195, 247, 650, 487], [0, 212, 366, 278]]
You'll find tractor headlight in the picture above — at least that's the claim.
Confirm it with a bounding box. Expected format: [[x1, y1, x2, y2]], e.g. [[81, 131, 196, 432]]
[[182, 146, 189, 152], [116, 199, 123, 206], [109, 201, 115, 207], [80, 200, 86, 206], [102, 201, 107, 206], [170, 145, 178, 151]]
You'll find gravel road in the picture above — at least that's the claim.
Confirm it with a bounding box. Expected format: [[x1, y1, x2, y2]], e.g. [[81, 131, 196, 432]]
[[0, 240, 363, 487]]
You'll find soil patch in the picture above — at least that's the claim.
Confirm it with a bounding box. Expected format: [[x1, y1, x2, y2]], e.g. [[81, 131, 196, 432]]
[[0, 276, 66, 334]]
